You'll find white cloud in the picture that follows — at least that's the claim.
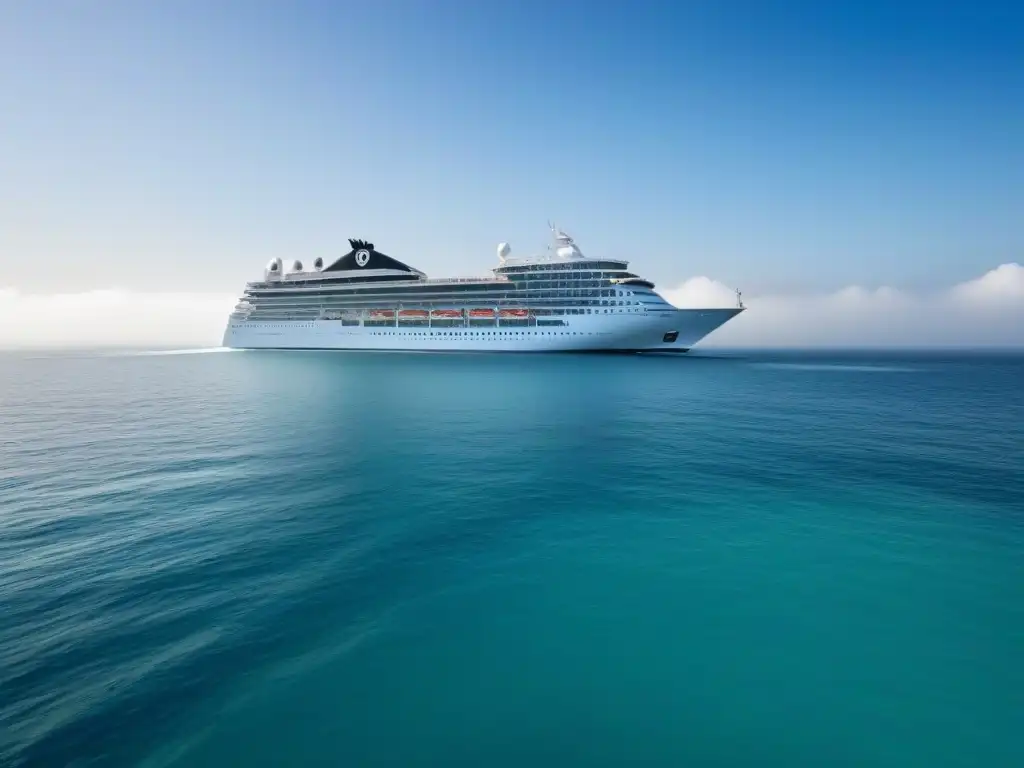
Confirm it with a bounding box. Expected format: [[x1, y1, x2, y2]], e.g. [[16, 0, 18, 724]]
[[948, 262, 1024, 304], [0, 264, 1021, 349], [663, 276, 738, 308], [663, 263, 1024, 347], [0, 288, 235, 348]]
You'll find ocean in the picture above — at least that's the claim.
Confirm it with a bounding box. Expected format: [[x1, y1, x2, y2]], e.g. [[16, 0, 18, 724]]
[[1, 348, 1022, 767]]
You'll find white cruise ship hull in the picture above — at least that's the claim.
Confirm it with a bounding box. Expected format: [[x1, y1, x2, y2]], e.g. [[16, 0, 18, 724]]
[[223, 307, 742, 353]]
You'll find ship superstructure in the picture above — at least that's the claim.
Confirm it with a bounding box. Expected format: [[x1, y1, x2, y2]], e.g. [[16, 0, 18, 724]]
[[223, 226, 744, 352]]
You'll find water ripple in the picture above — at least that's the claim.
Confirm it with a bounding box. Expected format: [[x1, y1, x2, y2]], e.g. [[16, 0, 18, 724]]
[[1, 349, 1022, 767]]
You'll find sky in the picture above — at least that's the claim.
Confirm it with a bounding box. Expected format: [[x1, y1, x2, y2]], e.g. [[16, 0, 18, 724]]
[[0, 0, 1021, 347]]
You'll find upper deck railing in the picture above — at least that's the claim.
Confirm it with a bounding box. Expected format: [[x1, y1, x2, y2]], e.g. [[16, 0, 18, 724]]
[[248, 273, 508, 290], [422, 275, 508, 284], [499, 254, 628, 267]]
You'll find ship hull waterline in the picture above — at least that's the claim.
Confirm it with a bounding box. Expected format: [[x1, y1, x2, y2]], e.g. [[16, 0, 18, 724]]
[[223, 308, 742, 353]]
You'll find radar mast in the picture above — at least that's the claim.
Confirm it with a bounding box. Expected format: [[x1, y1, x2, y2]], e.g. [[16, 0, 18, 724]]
[[547, 220, 583, 260]]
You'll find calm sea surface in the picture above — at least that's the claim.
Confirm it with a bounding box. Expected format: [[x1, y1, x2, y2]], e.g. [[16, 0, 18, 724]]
[[1, 348, 1022, 767]]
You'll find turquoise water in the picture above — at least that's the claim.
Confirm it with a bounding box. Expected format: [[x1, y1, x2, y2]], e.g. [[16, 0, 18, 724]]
[[1, 348, 1022, 767]]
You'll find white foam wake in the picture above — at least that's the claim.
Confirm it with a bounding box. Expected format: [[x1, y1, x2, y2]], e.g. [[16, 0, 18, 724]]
[[132, 347, 237, 356]]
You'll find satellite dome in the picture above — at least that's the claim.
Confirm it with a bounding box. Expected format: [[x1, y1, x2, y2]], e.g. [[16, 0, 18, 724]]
[[313, 257, 324, 271], [291, 260, 303, 272], [497, 242, 511, 260], [264, 257, 284, 280]]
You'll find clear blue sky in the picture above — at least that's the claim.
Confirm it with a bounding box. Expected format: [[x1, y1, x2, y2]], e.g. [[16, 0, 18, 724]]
[[1, 0, 1021, 296]]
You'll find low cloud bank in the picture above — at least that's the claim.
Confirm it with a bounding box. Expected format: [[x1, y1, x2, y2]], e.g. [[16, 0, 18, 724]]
[[0, 288, 236, 348], [664, 263, 1024, 347], [1, 264, 1021, 349]]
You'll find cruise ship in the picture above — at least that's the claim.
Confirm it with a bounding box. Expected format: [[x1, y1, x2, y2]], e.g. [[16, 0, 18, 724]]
[[223, 226, 745, 352]]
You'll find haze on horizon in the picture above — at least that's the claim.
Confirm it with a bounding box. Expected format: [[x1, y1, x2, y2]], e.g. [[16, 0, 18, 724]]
[[1, 0, 1021, 349], [2, 262, 1021, 349]]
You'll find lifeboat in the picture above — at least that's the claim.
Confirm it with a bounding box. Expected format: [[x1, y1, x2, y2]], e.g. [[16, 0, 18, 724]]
[[398, 309, 428, 319], [368, 309, 395, 319], [468, 308, 496, 318], [499, 308, 529, 319], [431, 309, 463, 319]]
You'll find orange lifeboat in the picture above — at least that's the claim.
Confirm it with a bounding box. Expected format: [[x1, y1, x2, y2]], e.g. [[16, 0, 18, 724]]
[[398, 309, 428, 319], [468, 308, 496, 318], [369, 309, 395, 319], [499, 308, 529, 319], [431, 309, 463, 319]]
